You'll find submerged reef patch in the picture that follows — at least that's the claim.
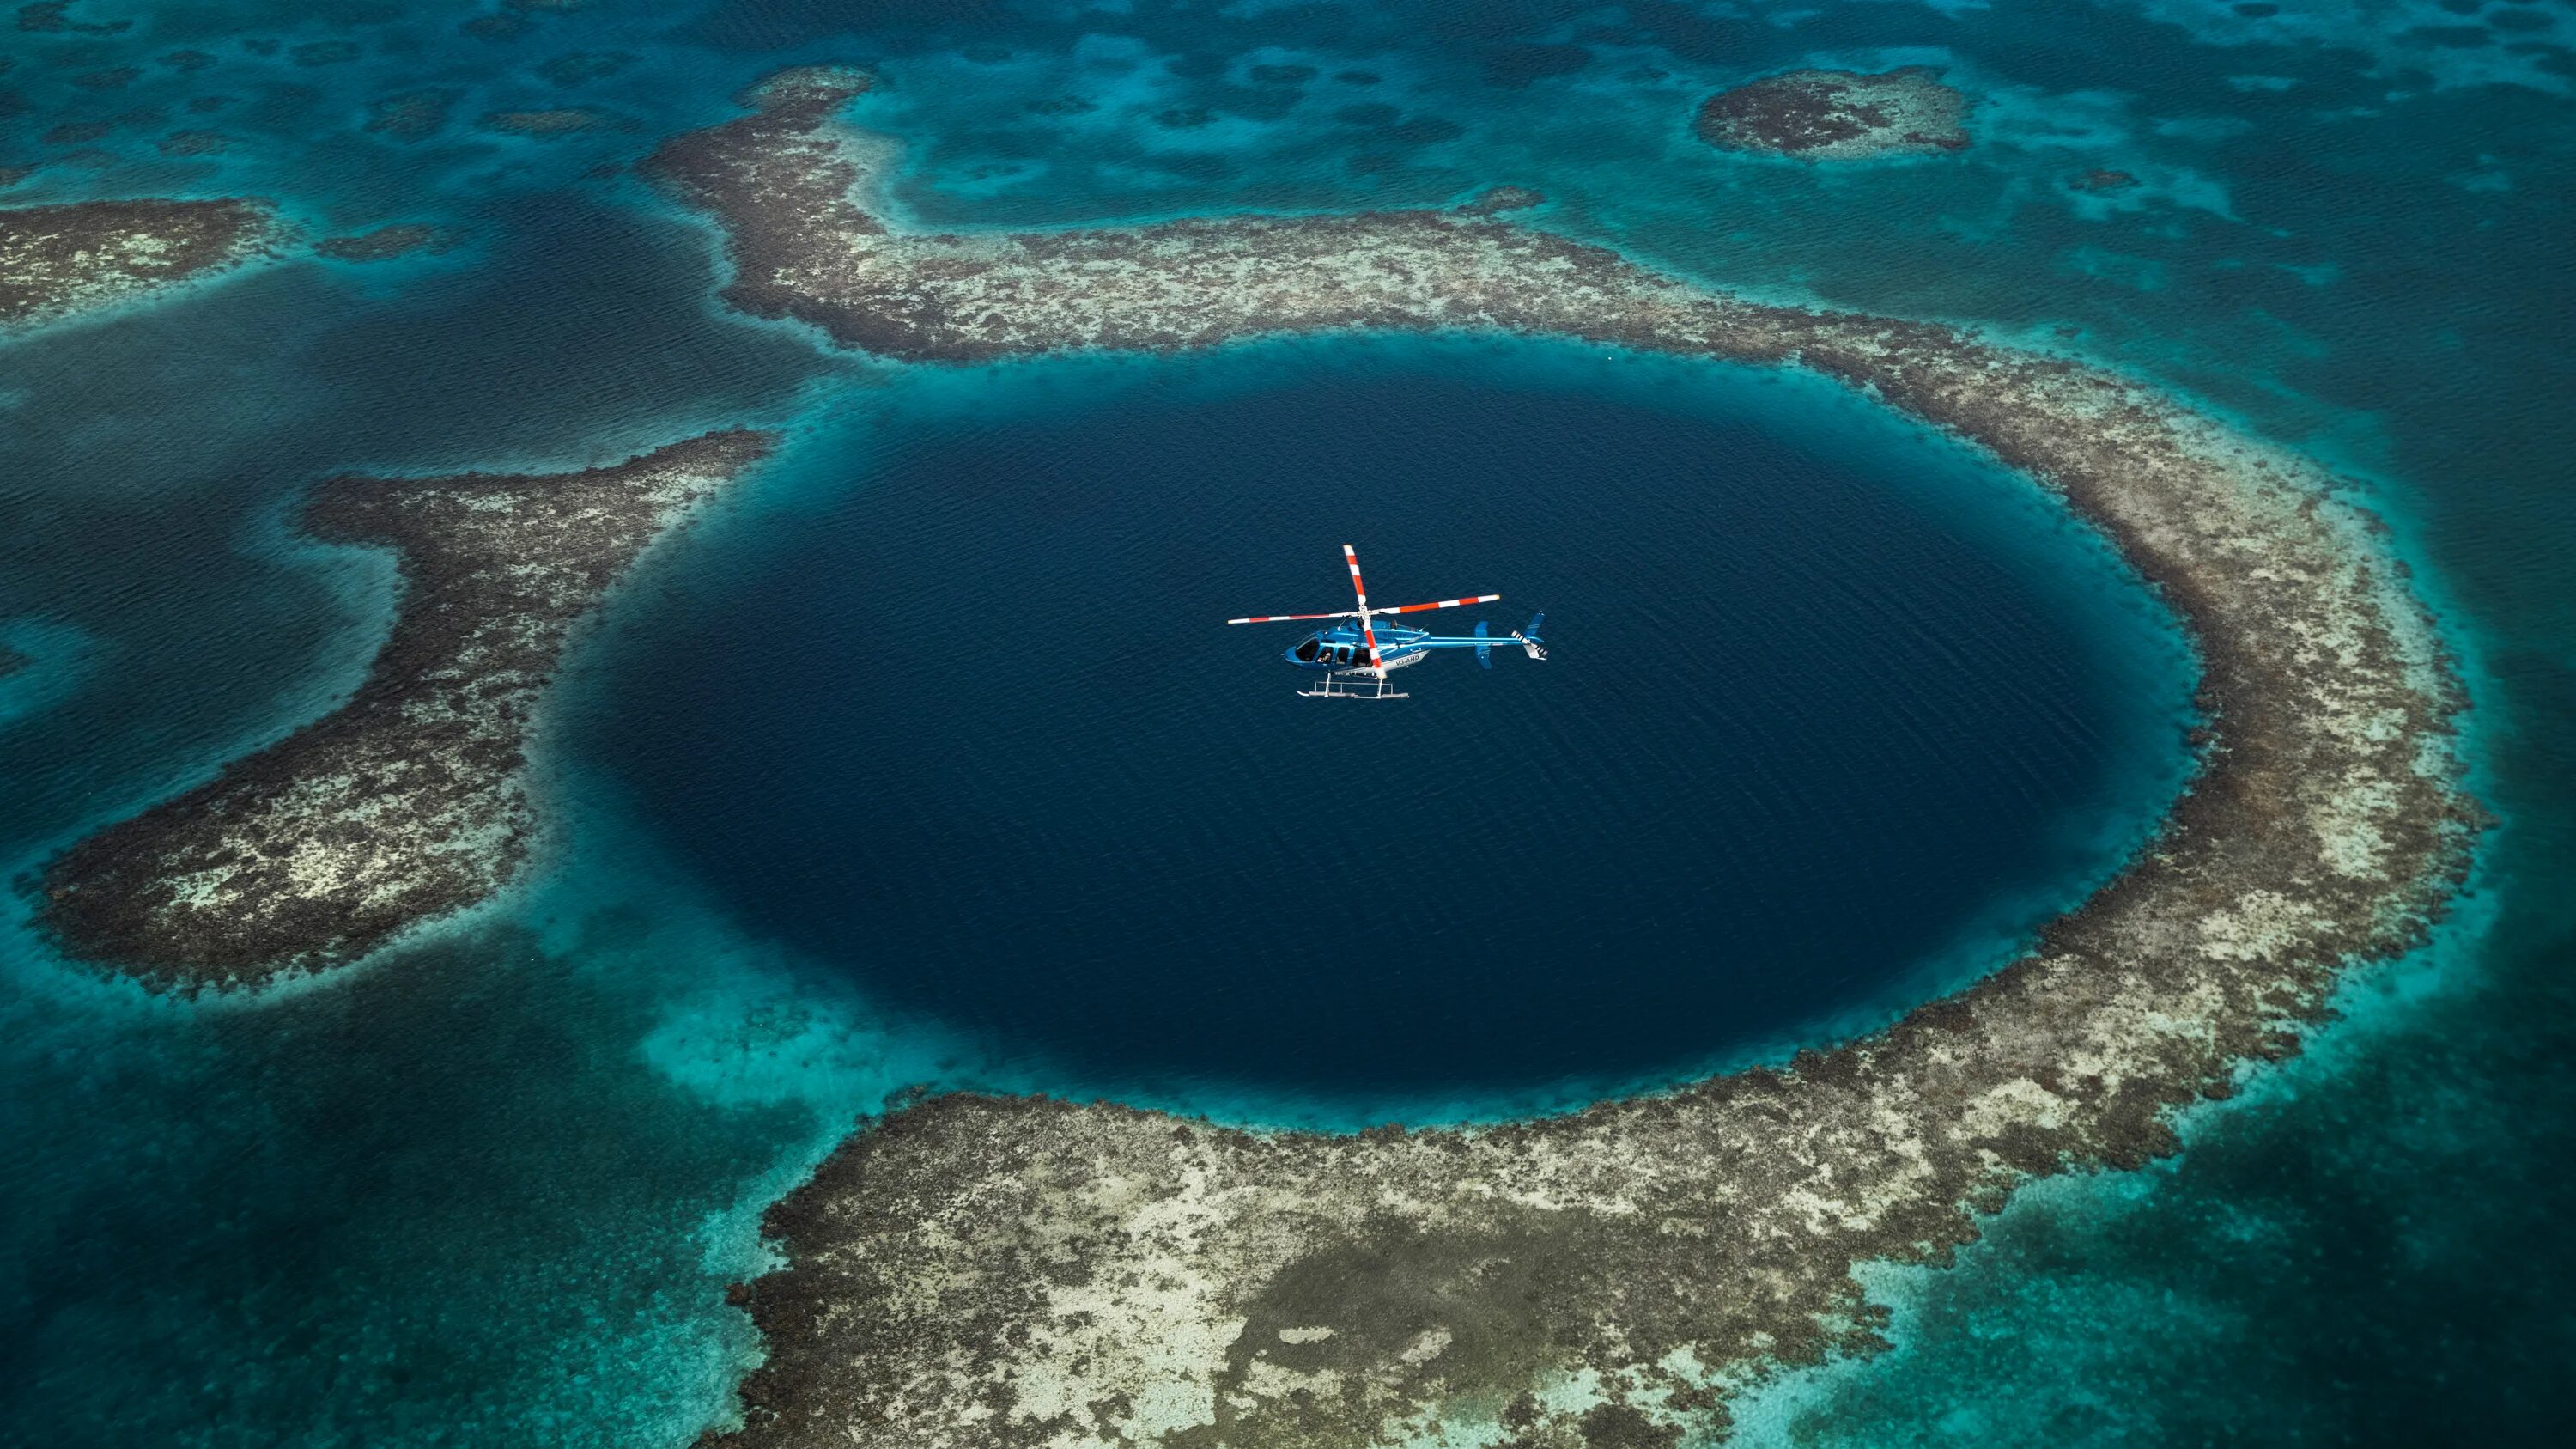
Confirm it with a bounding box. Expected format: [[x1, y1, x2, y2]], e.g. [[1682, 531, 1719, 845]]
[[35, 431, 777, 990], [364, 88, 461, 141], [154, 129, 234, 157], [1694, 66, 1970, 161], [650, 70, 2480, 1446], [480, 106, 632, 137], [2067, 167, 2142, 193], [15, 1, 129, 33], [1456, 183, 1545, 216], [0, 198, 278, 331], [539, 51, 638, 87], [313, 222, 464, 263]]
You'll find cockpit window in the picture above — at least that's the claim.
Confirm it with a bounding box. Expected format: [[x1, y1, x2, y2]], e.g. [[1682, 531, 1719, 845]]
[[1293, 638, 1319, 662]]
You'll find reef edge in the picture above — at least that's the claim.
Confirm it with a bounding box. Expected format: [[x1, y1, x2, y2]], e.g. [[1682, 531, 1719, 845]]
[[0, 197, 281, 332], [33, 429, 780, 990], [1693, 66, 1971, 161], [650, 70, 2484, 1449]]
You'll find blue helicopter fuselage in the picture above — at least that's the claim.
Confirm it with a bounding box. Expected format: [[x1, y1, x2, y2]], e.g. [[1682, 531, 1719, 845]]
[[1285, 617, 1540, 672]]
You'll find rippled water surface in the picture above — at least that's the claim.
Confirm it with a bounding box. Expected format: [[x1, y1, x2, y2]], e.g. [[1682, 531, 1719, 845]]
[[586, 342, 2190, 1105]]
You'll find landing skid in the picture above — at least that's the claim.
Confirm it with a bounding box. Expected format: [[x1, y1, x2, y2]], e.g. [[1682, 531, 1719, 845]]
[[1297, 673, 1408, 700]]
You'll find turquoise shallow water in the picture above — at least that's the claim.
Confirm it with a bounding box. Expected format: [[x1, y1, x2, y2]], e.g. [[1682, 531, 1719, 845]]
[[3, 1, 2571, 1445]]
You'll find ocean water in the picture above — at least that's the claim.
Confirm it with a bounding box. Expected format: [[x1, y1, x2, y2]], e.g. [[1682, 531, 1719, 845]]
[[2, 1, 2570, 1446], [577, 338, 2193, 1116]]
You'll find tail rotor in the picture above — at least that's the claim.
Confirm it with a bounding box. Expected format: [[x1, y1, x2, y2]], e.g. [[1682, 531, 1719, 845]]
[[1515, 612, 1547, 661]]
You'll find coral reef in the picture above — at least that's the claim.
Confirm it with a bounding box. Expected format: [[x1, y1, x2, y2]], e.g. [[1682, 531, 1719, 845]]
[[650, 70, 2481, 1448], [364, 88, 459, 141], [538, 51, 637, 86], [155, 129, 234, 157], [313, 222, 463, 263], [2068, 167, 2142, 193], [0, 198, 277, 331], [480, 106, 629, 137], [15, 1, 129, 33], [1694, 67, 1970, 161], [1456, 184, 1545, 216], [36, 431, 778, 989]]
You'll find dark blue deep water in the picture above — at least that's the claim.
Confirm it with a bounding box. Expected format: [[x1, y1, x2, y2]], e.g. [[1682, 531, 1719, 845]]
[[3, 1, 2572, 1445], [592, 345, 2189, 1104]]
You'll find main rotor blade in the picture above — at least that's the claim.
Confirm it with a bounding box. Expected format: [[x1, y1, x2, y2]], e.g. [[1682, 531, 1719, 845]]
[[1224, 610, 1359, 624], [1375, 594, 1501, 615], [1343, 544, 1387, 673]]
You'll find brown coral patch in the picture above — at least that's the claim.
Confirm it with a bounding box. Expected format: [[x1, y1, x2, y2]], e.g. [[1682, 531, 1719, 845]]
[[364, 88, 459, 141], [34, 431, 779, 989], [480, 106, 631, 137], [0, 197, 276, 329], [1695, 66, 1970, 161], [313, 222, 463, 262]]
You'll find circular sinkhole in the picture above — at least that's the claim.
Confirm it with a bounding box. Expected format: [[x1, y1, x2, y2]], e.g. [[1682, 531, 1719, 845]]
[[582, 339, 2196, 1113]]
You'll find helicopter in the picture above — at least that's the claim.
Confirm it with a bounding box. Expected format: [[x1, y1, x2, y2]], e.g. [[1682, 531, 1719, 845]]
[[1225, 545, 1546, 699]]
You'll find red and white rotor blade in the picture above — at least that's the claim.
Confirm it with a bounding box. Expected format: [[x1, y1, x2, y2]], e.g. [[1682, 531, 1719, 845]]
[[1342, 544, 1388, 673], [1375, 593, 1501, 615], [1224, 609, 1358, 625]]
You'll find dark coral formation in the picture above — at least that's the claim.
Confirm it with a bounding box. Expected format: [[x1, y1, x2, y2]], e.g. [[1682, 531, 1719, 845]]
[[1456, 184, 1544, 216], [155, 129, 234, 157], [538, 51, 636, 86], [2068, 167, 2142, 193], [0, 198, 277, 330], [480, 106, 630, 137], [36, 431, 778, 990], [15, 0, 128, 33], [364, 88, 460, 141], [653, 70, 2481, 1447], [1695, 66, 1969, 161], [733, 64, 875, 116], [67, 65, 141, 91], [313, 222, 463, 262]]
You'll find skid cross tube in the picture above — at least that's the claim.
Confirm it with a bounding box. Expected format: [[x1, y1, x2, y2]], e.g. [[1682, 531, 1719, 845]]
[[1297, 673, 1409, 699]]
